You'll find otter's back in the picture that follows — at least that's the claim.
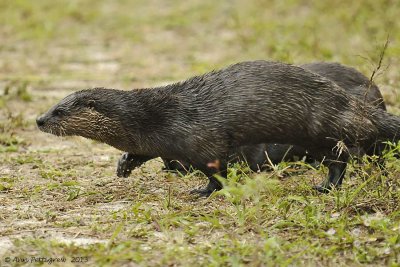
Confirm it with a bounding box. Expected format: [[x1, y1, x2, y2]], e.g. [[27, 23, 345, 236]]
[[181, 60, 367, 147]]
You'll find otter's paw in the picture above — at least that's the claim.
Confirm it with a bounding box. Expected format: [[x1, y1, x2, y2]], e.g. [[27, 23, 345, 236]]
[[117, 153, 134, 178], [313, 185, 331, 193], [313, 182, 344, 193]]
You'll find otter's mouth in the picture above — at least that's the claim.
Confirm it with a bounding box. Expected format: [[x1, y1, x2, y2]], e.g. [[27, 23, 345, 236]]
[[36, 116, 66, 137], [38, 125, 66, 136]]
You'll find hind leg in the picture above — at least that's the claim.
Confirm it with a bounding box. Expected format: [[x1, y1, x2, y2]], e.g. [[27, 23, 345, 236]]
[[314, 160, 347, 193], [312, 150, 349, 193], [190, 175, 224, 197], [190, 160, 226, 197], [366, 142, 389, 175]]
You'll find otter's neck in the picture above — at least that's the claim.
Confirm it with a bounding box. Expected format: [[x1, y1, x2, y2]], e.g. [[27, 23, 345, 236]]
[[105, 86, 189, 157]]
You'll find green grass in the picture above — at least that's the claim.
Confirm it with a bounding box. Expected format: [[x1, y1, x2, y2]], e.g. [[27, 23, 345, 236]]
[[0, 0, 399, 266]]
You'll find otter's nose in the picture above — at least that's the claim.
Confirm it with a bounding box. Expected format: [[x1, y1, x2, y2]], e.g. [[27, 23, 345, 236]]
[[36, 116, 45, 127]]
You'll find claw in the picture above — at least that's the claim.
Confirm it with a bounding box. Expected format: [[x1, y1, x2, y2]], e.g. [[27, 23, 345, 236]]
[[190, 175, 222, 197], [313, 185, 331, 193], [190, 187, 216, 197], [117, 153, 134, 178], [116, 153, 153, 178]]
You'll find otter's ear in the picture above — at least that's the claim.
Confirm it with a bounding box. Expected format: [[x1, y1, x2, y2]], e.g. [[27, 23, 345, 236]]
[[88, 100, 95, 109]]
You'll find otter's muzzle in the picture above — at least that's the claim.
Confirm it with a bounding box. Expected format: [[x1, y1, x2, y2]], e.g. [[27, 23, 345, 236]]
[[36, 115, 46, 127]]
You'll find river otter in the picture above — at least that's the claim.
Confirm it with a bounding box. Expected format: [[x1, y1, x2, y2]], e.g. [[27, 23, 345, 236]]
[[119, 62, 387, 175], [36, 60, 400, 196]]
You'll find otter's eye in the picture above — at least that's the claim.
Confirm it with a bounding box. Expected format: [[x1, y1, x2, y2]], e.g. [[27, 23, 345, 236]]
[[88, 100, 95, 108], [53, 109, 63, 117]]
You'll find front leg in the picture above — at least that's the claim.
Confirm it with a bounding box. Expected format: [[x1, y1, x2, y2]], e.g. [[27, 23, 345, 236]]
[[116, 152, 153, 178]]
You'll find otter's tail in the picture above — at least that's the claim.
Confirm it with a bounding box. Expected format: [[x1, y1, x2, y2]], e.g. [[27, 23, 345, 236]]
[[371, 108, 400, 142]]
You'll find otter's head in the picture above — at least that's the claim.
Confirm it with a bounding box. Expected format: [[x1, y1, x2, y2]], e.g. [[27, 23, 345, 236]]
[[36, 88, 126, 143]]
